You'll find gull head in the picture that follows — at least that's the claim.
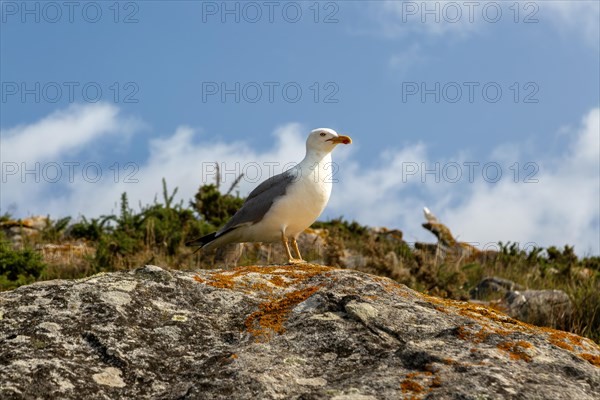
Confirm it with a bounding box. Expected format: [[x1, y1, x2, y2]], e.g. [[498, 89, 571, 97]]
[[306, 128, 352, 154]]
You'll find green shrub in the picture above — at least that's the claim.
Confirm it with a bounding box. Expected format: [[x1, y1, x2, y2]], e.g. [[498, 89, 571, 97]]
[[0, 241, 46, 290], [41, 216, 71, 242], [190, 166, 245, 227], [69, 216, 111, 241], [191, 184, 244, 227]]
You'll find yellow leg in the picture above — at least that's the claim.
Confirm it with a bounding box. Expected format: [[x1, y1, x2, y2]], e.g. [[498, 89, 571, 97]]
[[291, 238, 305, 263], [281, 232, 295, 264], [281, 233, 305, 264]]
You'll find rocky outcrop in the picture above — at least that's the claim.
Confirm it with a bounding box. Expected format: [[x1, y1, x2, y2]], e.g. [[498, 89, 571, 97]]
[[1, 264, 599, 399], [497, 289, 574, 330], [469, 277, 573, 330], [416, 207, 498, 262], [469, 277, 525, 300], [0, 216, 49, 247]]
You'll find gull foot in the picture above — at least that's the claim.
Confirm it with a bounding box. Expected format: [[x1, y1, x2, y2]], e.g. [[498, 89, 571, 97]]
[[287, 258, 307, 265]]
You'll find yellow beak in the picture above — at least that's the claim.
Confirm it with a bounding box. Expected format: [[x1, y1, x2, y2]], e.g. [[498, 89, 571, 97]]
[[328, 135, 352, 145]]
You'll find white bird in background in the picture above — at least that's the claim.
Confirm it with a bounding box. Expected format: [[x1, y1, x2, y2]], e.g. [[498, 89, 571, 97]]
[[423, 207, 439, 223], [187, 128, 352, 264]]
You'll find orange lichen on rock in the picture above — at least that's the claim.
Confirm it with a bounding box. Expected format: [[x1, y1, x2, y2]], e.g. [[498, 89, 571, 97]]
[[456, 325, 495, 344], [578, 353, 600, 367], [400, 371, 442, 398], [194, 264, 334, 341], [407, 372, 433, 378], [430, 375, 442, 388], [416, 290, 525, 331], [193, 264, 600, 365], [400, 378, 424, 394], [541, 328, 598, 355], [545, 330, 600, 368], [471, 327, 492, 343], [422, 290, 600, 368], [419, 290, 600, 356], [195, 264, 333, 292], [497, 341, 533, 362], [456, 325, 470, 340], [549, 335, 574, 351], [563, 332, 587, 347], [244, 286, 322, 340], [193, 273, 234, 289], [269, 275, 286, 287], [457, 305, 515, 327], [456, 320, 600, 367]]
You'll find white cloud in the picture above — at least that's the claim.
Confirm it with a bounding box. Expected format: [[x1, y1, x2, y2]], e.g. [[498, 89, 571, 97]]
[[1, 110, 307, 218], [331, 107, 599, 255], [1, 103, 141, 164], [328, 142, 429, 225], [106, 122, 308, 216], [542, 1, 600, 46], [1, 103, 143, 216], [363, 0, 480, 38], [442, 153, 599, 255], [2, 104, 598, 255], [363, 1, 599, 46]]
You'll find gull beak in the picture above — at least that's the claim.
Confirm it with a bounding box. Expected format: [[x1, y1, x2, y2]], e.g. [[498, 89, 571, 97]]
[[328, 135, 352, 145]]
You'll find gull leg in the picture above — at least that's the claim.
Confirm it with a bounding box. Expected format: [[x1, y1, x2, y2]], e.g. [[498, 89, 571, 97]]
[[291, 238, 306, 263], [281, 232, 295, 264]]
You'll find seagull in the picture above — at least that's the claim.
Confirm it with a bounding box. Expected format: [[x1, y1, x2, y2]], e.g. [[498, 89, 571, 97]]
[[187, 128, 352, 264], [423, 207, 439, 223]]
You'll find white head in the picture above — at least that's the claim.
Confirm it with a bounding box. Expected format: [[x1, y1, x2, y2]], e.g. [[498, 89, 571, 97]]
[[305, 128, 352, 156]]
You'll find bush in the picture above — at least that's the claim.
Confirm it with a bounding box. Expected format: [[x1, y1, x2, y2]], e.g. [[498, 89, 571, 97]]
[[0, 241, 46, 290], [191, 184, 244, 227], [41, 216, 71, 242], [69, 216, 111, 242], [190, 166, 245, 227]]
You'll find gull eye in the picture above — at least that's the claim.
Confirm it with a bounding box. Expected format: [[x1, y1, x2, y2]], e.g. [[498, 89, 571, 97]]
[[320, 132, 326, 137]]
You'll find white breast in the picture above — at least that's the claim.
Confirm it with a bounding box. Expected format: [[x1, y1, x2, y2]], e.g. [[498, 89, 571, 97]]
[[244, 156, 333, 241]]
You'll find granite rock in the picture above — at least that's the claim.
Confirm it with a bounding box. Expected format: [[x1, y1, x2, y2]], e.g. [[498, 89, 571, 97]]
[[1, 265, 598, 399]]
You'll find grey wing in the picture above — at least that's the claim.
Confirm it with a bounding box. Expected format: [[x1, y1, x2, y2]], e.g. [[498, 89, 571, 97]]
[[216, 170, 296, 236]]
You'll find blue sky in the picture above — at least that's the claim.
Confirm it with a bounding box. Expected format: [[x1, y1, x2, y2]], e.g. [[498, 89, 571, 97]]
[[1, 1, 599, 255]]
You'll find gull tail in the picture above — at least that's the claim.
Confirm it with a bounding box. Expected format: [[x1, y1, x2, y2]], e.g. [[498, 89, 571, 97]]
[[187, 225, 242, 253], [186, 232, 217, 252]]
